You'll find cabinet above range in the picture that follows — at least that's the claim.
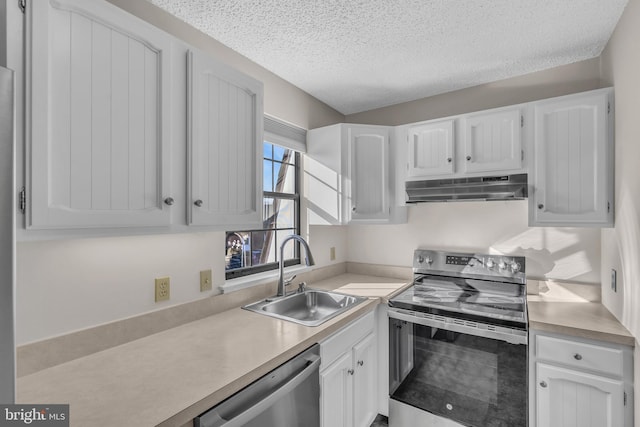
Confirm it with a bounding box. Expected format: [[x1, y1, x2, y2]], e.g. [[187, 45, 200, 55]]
[[395, 87, 614, 227], [404, 106, 526, 180]]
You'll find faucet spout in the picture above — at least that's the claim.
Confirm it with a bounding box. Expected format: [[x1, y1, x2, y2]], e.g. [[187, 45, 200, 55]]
[[277, 235, 315, 297]]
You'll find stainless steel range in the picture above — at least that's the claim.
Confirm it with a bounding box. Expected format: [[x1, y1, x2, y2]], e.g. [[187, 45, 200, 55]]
[[388, 249, 528, 427]]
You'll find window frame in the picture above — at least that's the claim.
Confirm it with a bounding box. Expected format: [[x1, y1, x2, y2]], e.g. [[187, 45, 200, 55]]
[[225, 146, 301, 280]]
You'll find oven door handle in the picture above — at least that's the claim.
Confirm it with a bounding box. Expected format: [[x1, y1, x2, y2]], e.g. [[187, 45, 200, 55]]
[[388, 308, 527, 345]]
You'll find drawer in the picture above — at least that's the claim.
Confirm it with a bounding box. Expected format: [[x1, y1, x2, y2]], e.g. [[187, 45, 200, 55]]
[[536, 334, 624, 377], [320, 310, 374, 369]]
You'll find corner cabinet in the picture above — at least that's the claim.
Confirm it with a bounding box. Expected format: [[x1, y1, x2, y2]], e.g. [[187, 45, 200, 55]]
[[305, 124, 406, 225], [27, 0, 175, 229], [347, 126, 390, 222], [320, 311, 378, 427], [529, 88, 614, 227], [529, 330, 633, 427], [187, 49, 263, 228]]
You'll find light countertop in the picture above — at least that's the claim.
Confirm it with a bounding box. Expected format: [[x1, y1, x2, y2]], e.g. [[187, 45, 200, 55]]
[[527, 280, 634, 347], [16, 274, 409, 427], [18, 274, 635, 427]]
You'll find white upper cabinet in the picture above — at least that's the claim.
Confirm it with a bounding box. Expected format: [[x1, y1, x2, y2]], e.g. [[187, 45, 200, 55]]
[[306, 124, 405, 225], [402, 106, 526, 183], [348, 126, 390, 222], [464, 108, 523, 173], [530, 88, 613, 227], [407, 120, 455, 177], [27, 0, 175, 229], [187, 49, 263, 228]]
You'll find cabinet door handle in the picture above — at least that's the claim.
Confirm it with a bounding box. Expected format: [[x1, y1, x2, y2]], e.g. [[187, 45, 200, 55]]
[[352, 206, 356, 212], [164, 197, 175, 206], [347, 369, 354, 376], [537, 203, 544, 210], [540, 381, 547, 388], [194, 199, 203, 207], [357, 360, 364, 366], [574, 353, 582, 361], [466, 156, 472, 161], [447, 157, 452, 163]]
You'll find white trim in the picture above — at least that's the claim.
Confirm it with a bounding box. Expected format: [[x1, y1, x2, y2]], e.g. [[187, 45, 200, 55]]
[[264, 115, 307, 153], [221, 264, 313, 294]]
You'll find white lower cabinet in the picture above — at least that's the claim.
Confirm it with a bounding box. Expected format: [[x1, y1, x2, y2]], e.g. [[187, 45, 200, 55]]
[[320, 311, 378, 427], [536, 363, 624, 427], [352, 334, 378, 427], [530, 330, 633, 427], [321, 352, 353, 427]]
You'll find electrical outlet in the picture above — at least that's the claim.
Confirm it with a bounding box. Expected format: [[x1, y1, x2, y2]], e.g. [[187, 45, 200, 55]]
[[200, 269, 212, 292], [155, 277, 170, 302], [330, 247, 336, 261], [611, 269, 617, 292]]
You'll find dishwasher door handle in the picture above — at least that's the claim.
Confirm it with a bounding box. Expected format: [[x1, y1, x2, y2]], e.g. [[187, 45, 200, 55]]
[[197, 353, 321, 427]]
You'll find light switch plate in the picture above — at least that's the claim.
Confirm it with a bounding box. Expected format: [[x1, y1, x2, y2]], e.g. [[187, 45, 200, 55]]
[[200, 269, 213, 292], [330, 247, 336, 261]]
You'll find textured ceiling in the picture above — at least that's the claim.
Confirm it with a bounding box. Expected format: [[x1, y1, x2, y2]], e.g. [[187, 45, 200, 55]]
[[148, 0, 628, 115]]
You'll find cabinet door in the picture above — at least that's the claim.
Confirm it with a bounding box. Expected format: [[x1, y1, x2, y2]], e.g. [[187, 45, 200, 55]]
[[536, 363, 624, 427], [321, 352, 353, 427], [27, 0, 174, 228], [407, 120, 455, 177], [464, 109, 523, 173], [531, 91, 612, 226], [187, 50, 263, 227], [348, 126, 389, 222], [353, 334, 377, 427]]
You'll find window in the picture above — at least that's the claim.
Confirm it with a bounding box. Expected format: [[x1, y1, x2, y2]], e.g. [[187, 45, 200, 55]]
[[225, 117, 305, 280]]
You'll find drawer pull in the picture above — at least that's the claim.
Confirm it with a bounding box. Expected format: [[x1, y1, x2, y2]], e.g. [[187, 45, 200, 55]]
[[348, 369, 354, 376], [357, 360, 364, 366], [540, 381, 547, 388], [574, 353, 583, 361]]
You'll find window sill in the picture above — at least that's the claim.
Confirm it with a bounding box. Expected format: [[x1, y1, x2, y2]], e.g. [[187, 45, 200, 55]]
[[221, 264, 312, 294]]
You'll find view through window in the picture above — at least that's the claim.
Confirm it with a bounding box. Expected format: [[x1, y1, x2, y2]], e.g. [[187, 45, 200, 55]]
[[225, 142, 300, 279]]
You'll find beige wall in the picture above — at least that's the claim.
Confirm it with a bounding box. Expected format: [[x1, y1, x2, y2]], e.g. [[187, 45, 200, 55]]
[[106, 0, 344, 130], [599, 0, 640, 423], [14, 0, 629, 348], [15, 0, 347, 345], [345, 58, 601, 126]]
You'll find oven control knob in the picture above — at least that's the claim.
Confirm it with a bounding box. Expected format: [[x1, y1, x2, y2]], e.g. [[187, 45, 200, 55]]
[[425, 256, 433, 265], [510, 261, 521, 272], [417, 256, 425, 264], [485, 258, 495, 268], [498, 260, 506, 270]]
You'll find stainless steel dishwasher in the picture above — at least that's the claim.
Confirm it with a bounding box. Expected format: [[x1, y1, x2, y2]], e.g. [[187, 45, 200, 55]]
[[194, 344, 320, 427]]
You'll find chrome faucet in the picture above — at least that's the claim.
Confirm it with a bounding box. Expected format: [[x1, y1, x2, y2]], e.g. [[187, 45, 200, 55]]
[[276, 235, 315, 297]]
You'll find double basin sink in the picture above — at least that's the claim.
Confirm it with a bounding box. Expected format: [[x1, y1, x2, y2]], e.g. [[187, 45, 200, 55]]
[[243, 289, 367, 326]]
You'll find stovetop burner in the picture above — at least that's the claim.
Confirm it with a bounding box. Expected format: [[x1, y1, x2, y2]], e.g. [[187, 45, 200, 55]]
[[390, 249, 528, 328]]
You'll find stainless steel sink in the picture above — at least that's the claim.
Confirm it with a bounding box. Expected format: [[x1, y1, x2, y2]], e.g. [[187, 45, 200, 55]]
[[242, 289, 367, 327]]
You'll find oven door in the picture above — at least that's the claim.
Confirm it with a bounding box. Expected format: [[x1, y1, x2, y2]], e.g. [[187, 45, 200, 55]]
[[389, 309, 527, 427]]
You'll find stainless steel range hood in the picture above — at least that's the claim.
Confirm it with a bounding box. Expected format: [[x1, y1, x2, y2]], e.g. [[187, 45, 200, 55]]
[[405, 173, 528, 203]]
